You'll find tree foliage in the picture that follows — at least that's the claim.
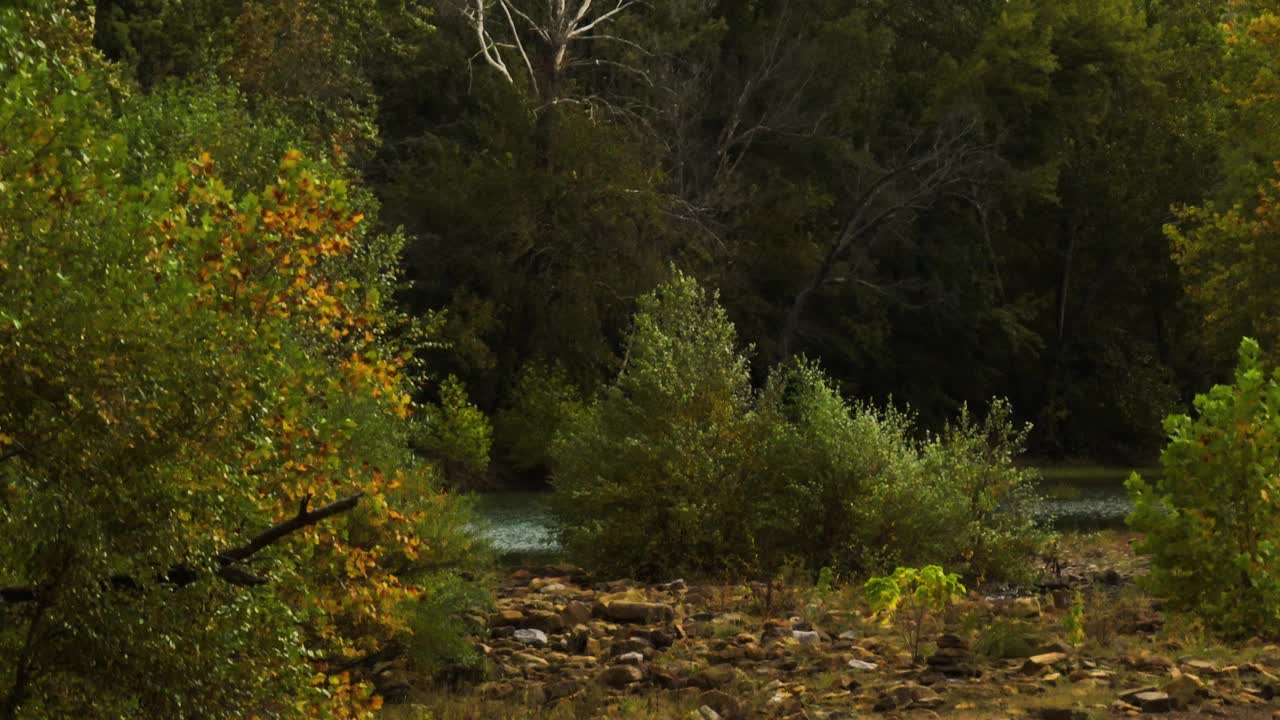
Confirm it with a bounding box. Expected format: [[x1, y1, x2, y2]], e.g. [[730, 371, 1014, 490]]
[[550, 272, 1046, 582], [1127, 338, 1280, 637], [0, 7, 484, 717]]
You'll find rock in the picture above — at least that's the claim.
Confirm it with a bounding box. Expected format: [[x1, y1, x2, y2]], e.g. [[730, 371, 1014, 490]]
[[524, 609, 565, 633], [847, 658, 878, 671], [561, 601, 592, 627], [660, 578, 688, 592], [545, 679, 582, 701], [1120, 688, 1173, 713], [616, 651, 645, 666], [513, 628, 549, 647], [698, 689, 742, 719], [1182, 659, 1221, 675], [838, 630, 859, 641], [1131, 691, 1173, 713], [614, 636, 654, 655], [793, 630, 822, 646], [1163, 674, 1205, 708], [696, 706, 722, 720], [1022, 652, 1069, 675], [936, 633, 968, 650], [1010, 597, 1042, 618], [600, 664, 644, 688], [490, 609, 525, 627], [602, 601, 675, 624], [511, 651, 550, 667], [691, 665, 737, 689]]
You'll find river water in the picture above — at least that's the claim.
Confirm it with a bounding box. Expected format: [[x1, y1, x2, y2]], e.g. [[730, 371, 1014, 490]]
[[473, 468, 1147, 555]]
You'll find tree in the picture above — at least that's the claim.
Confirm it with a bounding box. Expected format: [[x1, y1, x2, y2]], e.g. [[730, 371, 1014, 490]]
[[0, 8, 483, 717], [1127, 338, 1280, 636], [1167, 2, 1280, 363], [465, 0, 639, 108]]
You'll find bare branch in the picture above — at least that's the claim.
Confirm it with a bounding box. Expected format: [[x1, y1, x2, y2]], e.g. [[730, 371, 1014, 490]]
[[498, 0, 540, 95], [473, 0, 514, 84]]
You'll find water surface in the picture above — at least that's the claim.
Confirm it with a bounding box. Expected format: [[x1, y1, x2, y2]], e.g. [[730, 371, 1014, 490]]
[[472, 467, 1155, 554]]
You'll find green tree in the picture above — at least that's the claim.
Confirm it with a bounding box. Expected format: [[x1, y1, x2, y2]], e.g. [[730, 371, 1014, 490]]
[[1127, 338, 1280, 636], [1167, 2, 1280, 363], [549, 270, 764, 578], [0, 8, 483, 717]]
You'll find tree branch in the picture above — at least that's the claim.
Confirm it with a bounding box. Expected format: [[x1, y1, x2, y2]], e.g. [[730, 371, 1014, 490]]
[[2, 493, 366, 603], [217, 492, 363, 565]]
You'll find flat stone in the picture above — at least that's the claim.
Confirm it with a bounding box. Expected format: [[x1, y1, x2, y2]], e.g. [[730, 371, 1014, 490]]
[[1023, 652, 1068, 672], [514, 628, 549, 647], [511, 651, 549, 667], [616, 651, 645, 666], [847, 658, 878, 671], [490, 609, 524, 627], [793, 630, 821, 645], [1132, 691, 1173, 713], [524, 609, 565, 632]]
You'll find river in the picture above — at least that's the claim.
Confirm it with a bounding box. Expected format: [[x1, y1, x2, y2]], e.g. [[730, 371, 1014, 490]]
[[472, 467, 1149, 556]]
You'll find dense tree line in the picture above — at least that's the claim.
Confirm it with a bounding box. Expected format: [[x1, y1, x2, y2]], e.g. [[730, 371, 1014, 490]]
[[4, 0, 1280, 715], [83, 0, 1276, 469]]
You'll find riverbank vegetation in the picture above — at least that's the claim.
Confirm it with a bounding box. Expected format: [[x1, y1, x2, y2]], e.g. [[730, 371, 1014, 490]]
[[3, 0, 1280, 717]]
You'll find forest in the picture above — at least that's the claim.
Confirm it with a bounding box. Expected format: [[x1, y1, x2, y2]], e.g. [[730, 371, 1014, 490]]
[[2, 0, 1280, 718]]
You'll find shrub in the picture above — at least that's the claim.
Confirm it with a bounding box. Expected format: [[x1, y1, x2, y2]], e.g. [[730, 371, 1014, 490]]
[[550, 272, 1046, 581], [865, 566, 966, 663], [417, 375, 493, 487], [494, 360, 584, 474], [759, 361, 1046, 582], [550, 270, 764, 578], [1127, 337, 1280, 636]]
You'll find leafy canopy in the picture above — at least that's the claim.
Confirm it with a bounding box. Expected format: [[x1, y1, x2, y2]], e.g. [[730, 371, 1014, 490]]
[[0, 7, 483, 717], [1127, 337, 1280, 637]]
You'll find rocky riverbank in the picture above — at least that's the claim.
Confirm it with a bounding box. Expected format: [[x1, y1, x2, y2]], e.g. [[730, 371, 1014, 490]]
[[388, 533, 1280, 719]]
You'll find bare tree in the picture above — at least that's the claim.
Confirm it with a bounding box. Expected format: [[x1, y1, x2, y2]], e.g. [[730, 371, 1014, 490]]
[[466, 0, 640, 107]]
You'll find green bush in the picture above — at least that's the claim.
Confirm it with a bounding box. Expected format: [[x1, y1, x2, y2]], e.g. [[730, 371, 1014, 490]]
[[494, 360, 585, 474], [417, 375, 494, 486], [550, 271, 1046, 582], [758, 360, 1045, 582], [1127, 337, 1280, 636], [865, 566, 966, 663], [550, 270, 765, 578]]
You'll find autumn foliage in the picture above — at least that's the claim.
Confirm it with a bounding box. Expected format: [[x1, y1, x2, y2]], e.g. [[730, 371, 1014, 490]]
[[0, 6, 483, 718]]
